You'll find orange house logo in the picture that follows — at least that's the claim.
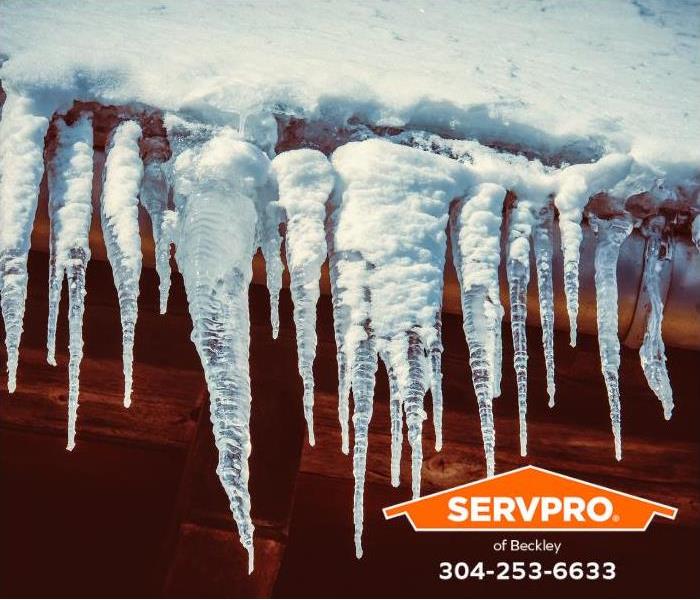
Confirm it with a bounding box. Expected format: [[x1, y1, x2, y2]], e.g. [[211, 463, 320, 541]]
[[383, 466, 677, 531]]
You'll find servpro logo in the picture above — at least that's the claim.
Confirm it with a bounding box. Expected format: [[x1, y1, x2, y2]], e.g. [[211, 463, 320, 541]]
[[383, 465, 677, 531]]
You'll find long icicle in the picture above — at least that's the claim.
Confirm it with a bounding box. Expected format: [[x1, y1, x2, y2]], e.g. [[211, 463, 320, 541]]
[[0, 93, 53, 392], [639, 217, 673, 419], [351, 326, 378, 559], [450, 183, 506, 477], [429, 315, 444, 451], [172, 125, 271, 573], [380, 351, 403, 487], [272, 149, 335, 444], [46, 115, 94, 450], [100, 120, 144, 409], [328, 245, 353, 454], [533, 201, 556, 406], [591, 214, 633, 460], [506, 197, 534, 456]]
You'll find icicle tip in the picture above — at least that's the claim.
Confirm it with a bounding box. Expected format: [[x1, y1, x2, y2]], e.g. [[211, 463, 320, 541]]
[[354, 537, 363, 559], [246, 543, 254, 574]]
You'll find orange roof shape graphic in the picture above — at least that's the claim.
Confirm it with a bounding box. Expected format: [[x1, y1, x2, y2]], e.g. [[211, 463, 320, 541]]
[[383, 465, 677, 532]]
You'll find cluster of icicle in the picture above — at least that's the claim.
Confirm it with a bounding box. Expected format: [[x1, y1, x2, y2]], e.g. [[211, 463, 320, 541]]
[[0, 92, 691, 569]]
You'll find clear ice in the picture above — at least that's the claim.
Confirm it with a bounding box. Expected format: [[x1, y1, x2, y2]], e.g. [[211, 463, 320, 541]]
[[99, 120, 144, 409], [590, 214, 633, 460], [170, 122, 271, 573], [140, 157, 172, 314], [639, 217, 674, 419], [46, 114, 94, 450]]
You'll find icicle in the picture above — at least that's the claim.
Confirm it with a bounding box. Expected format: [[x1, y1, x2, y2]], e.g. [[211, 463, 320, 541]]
[[171, 123, 270, 572], [429, 317, 444, 451], [590, 214, 633, 460], [380, 352, 403, 486], [450, 183, 506, 477], [271, 150, 335, 444], [491, 299, 503, 400], [639, 217, 673, 419], [140, 159, 172, 314], [329, 138, 464, 558], [506, 197, 534, 456], [383, 332, 430, 499], [0, 93, 53, 392], [533, 201, 556, 406], [351, 328, 378, 559], [46, 115, 94, 450], [258, 195, 283, 339], [555, 154, 633, 347], [100, 120, 144, 409], [327, 242, 353, 454]]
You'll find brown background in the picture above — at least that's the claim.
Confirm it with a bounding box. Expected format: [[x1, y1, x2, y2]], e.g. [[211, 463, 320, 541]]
[[0, 251, 698, 598]]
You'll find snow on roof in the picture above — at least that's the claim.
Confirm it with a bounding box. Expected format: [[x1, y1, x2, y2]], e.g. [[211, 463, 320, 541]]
[[2, 0, 698, 173]]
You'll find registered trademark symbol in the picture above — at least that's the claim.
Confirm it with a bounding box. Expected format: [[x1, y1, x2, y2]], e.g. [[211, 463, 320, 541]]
[[612, 514, 620, 522]]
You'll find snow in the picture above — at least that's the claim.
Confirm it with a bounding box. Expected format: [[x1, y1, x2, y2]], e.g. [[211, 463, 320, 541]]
[[2, 0, 699, 173]]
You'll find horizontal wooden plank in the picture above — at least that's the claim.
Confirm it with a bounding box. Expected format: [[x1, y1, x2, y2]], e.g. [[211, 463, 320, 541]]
[[301, 391, 700, 528], [0, 347, 202, 449]]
